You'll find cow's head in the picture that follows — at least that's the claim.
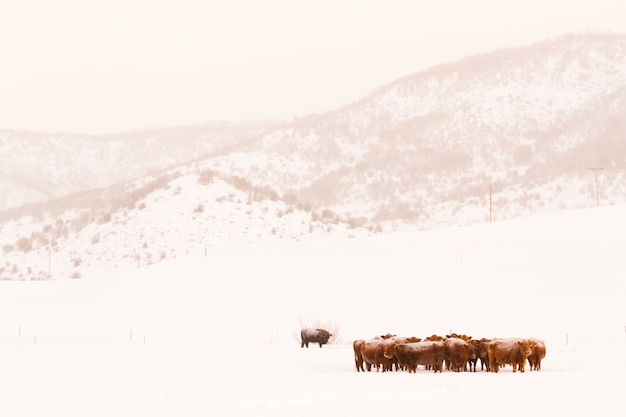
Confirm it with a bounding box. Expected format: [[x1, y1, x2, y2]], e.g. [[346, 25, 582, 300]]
[[465, 342, 477, 360], [517, 340, 532, 357], [383, 343, 398, 360]]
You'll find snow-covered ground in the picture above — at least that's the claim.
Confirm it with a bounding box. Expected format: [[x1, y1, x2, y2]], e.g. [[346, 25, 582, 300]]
[[1, 205, 625, 416]]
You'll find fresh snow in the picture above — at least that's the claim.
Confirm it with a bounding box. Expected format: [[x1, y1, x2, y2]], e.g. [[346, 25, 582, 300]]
[[1, 204, 625, 416]]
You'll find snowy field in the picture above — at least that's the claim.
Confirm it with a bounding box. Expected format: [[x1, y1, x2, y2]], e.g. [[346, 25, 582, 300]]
[[1, 205, 625, 416]]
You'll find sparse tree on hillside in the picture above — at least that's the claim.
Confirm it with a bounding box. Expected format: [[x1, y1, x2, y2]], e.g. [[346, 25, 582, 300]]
[[15, 237, 32, 253]]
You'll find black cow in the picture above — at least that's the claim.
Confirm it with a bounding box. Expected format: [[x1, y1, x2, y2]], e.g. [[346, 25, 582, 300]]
[[301, 328, 331, 348]]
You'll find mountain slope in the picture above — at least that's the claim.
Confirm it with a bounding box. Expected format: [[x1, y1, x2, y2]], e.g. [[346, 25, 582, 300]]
[[199, 33, 626, 228], [3, 33, 626, 279], [0, 167, 370, 281], [0, 121, 274, 210]]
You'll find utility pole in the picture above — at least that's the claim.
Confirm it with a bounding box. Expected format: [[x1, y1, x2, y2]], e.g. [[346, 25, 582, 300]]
[[587, 168, 603, 208], [489, 185, 493, 222]]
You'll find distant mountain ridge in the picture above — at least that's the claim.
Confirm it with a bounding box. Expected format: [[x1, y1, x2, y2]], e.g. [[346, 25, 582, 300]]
[[0, 121, 275, 210]]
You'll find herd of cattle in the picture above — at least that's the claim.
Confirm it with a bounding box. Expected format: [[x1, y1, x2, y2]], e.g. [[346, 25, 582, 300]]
[[353, 333, 546, 373], [300, 328, 547, 373]]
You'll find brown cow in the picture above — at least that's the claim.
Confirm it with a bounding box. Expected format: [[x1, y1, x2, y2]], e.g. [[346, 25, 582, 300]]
[[487, 338, 533, 373], [359, 339, 397, 372], [378, 336, 421, 371], [383, 341, 447, 373], [359, 339, 381, 372], [376, 337, 400, 372], [466, 339, 480, 372], [422, 335, 446, 370], [477, 338, 492, 371], [527, 338, 546, 371], [405, 336, 422, 343], [446, 333, 472, 342], [444, 337, 476, 372], [353, 339, 365, 372]]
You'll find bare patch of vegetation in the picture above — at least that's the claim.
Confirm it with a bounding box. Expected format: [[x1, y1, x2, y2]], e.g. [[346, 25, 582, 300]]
[[198, 169, 216, 185]]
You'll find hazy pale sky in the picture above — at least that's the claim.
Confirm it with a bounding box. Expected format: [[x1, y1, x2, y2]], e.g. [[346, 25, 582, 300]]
[[1, 0, 624, 134]]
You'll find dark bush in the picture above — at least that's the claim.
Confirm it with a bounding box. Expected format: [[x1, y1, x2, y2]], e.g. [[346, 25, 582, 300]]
[[16, 237, 32, 252], [198, 169, 216, 185]]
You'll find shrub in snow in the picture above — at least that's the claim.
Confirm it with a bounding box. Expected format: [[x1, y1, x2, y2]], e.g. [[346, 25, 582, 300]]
[[15, 237, 32, 252], [198, 169, 215, 185], [98, 212, 112, 224], [71, 211, 92, 233]]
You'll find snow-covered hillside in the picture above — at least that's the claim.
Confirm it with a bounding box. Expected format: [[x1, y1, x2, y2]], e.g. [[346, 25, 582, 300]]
[[0, 203, 624, 416], [0, 122, 272, 210], [3, 34, 626, 234], [3, 34, 626, 279], [200, 33, 626, 227], [0, 167, 372, 281]]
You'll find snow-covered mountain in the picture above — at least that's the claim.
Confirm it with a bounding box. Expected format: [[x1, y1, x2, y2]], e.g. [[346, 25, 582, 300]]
[[0, 121, 274, 210], [201, 33, 626, 228], [2, 33, 626, 279], [0, 166, 371, 281]]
